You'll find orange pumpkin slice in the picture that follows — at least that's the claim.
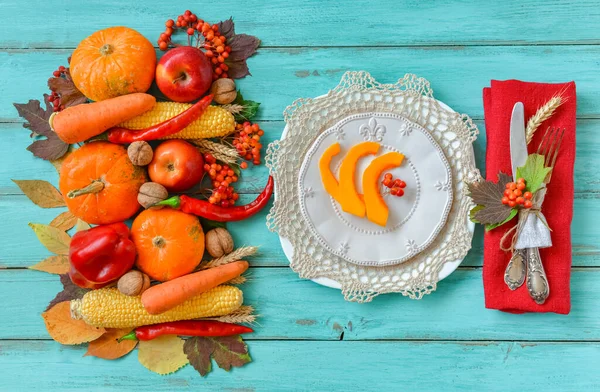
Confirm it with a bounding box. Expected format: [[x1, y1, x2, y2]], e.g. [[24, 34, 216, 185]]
[[338, 141, 380, 217], [363, 152, 405, 226], [319, 142, 343, 204]]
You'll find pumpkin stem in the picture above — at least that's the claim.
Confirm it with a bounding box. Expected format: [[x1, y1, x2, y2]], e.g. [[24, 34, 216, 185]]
[[152, 236, 166, 248], [99, 44, 114, 56], [67, 180, 105, 199]]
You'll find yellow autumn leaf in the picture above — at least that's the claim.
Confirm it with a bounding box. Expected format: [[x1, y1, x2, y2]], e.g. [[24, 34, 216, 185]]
[[42, 301, 105, 345], [29, 223, 71, 255], [75, 219, 91, 233], [138, 335, 189, 375], [29, 255, 69, 274], [49, 211, 77, 232], [12, 179, 65, 208], [85, 328, 137, 360]]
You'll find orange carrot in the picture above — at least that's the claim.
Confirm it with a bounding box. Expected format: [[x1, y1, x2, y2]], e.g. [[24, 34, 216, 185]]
[[50, 93, 156, 143], [141, 260, 249, 315]]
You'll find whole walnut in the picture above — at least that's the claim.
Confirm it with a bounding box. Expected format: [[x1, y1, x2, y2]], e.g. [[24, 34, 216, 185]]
[[210, 78, 237, 105], [118, 270, 151, 296], [137, 182, 168, 209], [205, 227, 234, 257], [127, 141, 153, 166]]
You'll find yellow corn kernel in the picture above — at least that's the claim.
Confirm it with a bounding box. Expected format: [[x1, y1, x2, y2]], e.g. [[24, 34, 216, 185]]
[[70, 285, 243, 328], [118, 102, 236, 139]]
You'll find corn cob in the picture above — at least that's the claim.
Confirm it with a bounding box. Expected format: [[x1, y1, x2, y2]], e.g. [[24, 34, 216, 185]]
[[118, 102, 236, 139], [70, 285, 243, 328]]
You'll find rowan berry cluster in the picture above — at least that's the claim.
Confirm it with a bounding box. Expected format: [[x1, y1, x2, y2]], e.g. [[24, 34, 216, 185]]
[[203, 153, 240, 207], [233, 122, 264, 168], [502, 177, 533, 208], [382, 173, 406, 197], [48, 65, 67, 112]]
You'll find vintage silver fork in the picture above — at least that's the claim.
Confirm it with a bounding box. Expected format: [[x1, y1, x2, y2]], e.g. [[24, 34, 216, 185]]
[[526, 126, 565, 304]]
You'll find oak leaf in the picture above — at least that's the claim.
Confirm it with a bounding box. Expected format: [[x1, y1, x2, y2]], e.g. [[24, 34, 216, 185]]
[[468, 172, 515, 225], [50, 211, 77, 231], [29, 222, 71, 255], [184, 335, 251, 377], [29, 255, 69, 275], [138, 335, 189, 375], [85, 328, 137, 360], [46, 274, 89, 311], [12, 179, 65, 208], [42, 301, 105, 344]]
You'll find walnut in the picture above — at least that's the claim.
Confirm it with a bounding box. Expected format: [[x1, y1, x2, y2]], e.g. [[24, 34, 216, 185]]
[[137, 182, 168, 209], [127, 141, 153, 166], [209, 78, 237, 105], [205, 227, 234, 257], [117, 270, 150, 296]]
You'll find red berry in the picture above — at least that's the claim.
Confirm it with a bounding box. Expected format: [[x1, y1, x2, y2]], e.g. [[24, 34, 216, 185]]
[[159, 41, 168, 51], [508, 193, 517, 201], [514, 189, 522, 197], [187, 27, 195, 35], [390, 188, 398, 196], [524, 191, 533, 200], [240, 162, 248, 169], [383, 178, 392, 187], [396, 188, 405, 197], [524, 200, 533, 209], [384, 173, 393, 179], [502, 197, 510, 205], [517, 178, 525, 184], [508, 200, 517, 207], [52, 70, 61, 77], [506, 183, 512, 189], [166, 19, 174, 28], [516, 196, 525, 205], [509, 183, 517, 190], [503, 189, 511, 197], [398, 180, 406, 188], [517, 182, 526, 190]]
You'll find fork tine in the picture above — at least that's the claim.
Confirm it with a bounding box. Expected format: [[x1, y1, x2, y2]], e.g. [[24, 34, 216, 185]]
[[545, 127, 560, 167], [537, 126, 552, 156], [548, 128, 565, 170]]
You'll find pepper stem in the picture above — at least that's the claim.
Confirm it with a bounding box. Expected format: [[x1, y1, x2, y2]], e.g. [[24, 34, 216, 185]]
[[67, 180, 105, 199], [154, 196, 181, 209], [117, 331, 137, 343]]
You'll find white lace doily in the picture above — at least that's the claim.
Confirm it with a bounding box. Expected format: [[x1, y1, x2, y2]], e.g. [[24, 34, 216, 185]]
[[266, 72, 481, 302]]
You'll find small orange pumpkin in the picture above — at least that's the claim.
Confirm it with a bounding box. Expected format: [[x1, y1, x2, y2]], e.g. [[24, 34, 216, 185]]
[[131, 209, 205, 282], [70, 27, 156, 102], [59, 142, 147, 225]]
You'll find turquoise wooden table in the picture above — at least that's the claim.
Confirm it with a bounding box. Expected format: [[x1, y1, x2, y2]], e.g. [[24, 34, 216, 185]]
[[2, 1, 600, 390]]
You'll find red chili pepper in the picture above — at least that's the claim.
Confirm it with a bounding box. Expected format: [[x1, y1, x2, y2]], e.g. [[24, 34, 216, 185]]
[[68, 222, 136, 289], [107, 94, 213, 144], [118, 320, 254, 342], [157, 175, 274, 222]]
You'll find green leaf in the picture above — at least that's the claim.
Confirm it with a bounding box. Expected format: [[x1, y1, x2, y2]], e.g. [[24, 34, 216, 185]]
[[231, 91, 260, 122], [469, 205, 484, 224], [485, 208, 518, 231], [183, 335, 252, 377], [199, 218, 227, 231], [516, 154, 551, 194]]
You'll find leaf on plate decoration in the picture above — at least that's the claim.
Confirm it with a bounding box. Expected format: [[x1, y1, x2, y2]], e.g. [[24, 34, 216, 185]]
[[49, 211, 77, 231], [184, 335, 252, 377], [12, 179, 65, 208], [85, 328, 137, 360], [468, 172, 516, 225], [46, 274, 89, 311], [138, 335, 189, 375], [13, 96, 69, 160], [218, 18, 260, 79], [29, 222, 71, 255], [42, 301, 105, 345], [29, 255, 70, 275], [47, 68, 87, 108], [516, 153, 551, 195]]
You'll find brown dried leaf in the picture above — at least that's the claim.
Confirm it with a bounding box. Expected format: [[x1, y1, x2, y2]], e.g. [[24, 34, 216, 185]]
[[29, 255, 69, 275], [12, 179, 65, 208], [42, 301, 105, 345], [85, 328, 137, 360], [217, 18, 260, 79], [184, 335, 251, 377], [467, 173, 514, 225], [29, 223, 71, 255], [138, 335, 188, 375], [50, 145, 74, 174], [47, 69, 87, 108], [47, 274, 89, 311], [50, 211, 77, 231]]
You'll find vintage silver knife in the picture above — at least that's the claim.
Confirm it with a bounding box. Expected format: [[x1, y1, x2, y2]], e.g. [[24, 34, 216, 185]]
[[504, 102, 528, 290]]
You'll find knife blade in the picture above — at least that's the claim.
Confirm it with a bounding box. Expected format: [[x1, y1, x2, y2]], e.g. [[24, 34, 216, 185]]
[[510, 102, 528, 179]]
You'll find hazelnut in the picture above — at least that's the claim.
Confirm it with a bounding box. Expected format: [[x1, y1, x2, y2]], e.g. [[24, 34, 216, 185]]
[[128, 141, 153, 166], [210, 78, 237, 105], [138, 182, 168, 209], [205, 227, 234, 257], [118, 270, 150, 296]]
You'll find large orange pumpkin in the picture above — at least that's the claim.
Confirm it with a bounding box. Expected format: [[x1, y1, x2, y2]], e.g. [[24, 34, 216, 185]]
[[59, 142, 147, 225], [70, 27, 156, 102], [131, 209, 205, 282]]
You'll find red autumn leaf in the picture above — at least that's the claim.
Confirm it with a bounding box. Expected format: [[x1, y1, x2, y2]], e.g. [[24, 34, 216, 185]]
[[47, 69, 87, 108]]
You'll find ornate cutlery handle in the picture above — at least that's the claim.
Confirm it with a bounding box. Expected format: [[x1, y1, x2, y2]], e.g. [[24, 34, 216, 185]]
[[504, 249, 527, 290], [526, 247, 550, 304]]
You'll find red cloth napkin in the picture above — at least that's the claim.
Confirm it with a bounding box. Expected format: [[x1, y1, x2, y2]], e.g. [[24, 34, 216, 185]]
[[482, 80, 576, 314]]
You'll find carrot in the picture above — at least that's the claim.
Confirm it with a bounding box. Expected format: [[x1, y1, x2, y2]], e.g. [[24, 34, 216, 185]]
[[49, 93, 156, 143], [141, 260, 249, 315]]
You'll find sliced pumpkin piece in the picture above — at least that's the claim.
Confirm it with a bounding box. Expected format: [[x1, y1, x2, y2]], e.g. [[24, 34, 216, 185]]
[[319, 142, 343, 204], [363, 152, 405, 226], [338, 141, 380, 217]]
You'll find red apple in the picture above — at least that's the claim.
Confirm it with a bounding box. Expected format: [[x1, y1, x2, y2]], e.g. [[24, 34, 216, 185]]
[[155, 46, 213, 103], [148, 140, 204, 192]]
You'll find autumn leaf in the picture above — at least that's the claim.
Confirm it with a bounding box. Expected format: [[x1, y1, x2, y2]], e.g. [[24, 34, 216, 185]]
[[468, 173, 515, 225], [42, 301, 105, 344], [50, 145, 74, 174], [47, 274, 89, 311], [217, 18, 260, 79], [184, 335, 252, 377], [47, 69, 87, 108], [50, 211, 77, 231], [29, 223, 71, 254], [29, 255, 69, 275], [485, 208, 518, 231], [13, 96, 69, 160], [12, 179, 65, 208], [138, 335, 189, 375], [85, 328, 137, 360], [228, 91, 260, 122], [75, 219, 91, 232]]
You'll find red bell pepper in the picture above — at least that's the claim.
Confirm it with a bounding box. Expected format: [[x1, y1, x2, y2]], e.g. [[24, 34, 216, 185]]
[[68, 222, 136, 289]]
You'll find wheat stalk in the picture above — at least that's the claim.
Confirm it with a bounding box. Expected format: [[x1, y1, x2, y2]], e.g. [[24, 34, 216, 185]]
[[202, 246, 259, 269], [206, 305, 257, 324], [227, 275, 247, 285], [525, 95, 563, 144], [222, 104, 245, 115], [190, 139, 239, 165]]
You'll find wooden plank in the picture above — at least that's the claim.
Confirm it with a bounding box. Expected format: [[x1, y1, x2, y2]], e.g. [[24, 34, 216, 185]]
[[2, 46, 599, 123], [3, 268, 600, 341], [0, 339, 599, 391], [1, 0, 600, 48]]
